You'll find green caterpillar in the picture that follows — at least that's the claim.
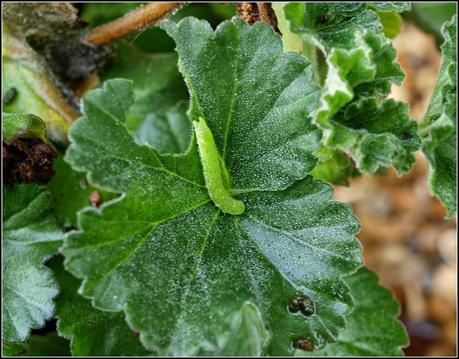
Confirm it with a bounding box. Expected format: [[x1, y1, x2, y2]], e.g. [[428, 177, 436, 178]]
[[194, 117, 245, 215]]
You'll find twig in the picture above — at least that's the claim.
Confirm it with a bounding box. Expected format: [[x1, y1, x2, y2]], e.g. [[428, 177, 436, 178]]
[[83, 2, 183, 45], [256, 3, 271, 25], [236, 3, 280, 33]]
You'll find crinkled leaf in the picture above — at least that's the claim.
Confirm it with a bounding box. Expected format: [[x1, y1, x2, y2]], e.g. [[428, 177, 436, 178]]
[[2, 185, 62, 347], [300, 267, 409, 356], [310, 147, 359, 185], [2, 26, 78, 144], [420, 16, 457, 217], [325, 97, 420, 174], [281, 3, 420, 179], [63, 17, 362, 356], [284, 3, 380, 51], [50, 257, 150, 356], [2, 113, 48, 144]]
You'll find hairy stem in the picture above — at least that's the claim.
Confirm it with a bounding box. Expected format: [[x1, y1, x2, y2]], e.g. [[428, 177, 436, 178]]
[[83, 2, 183, 45]]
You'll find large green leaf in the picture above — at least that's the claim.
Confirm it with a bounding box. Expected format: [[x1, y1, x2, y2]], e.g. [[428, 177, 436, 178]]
[[301, 267, 409, 356], [420, 16, 457, 218], [50, 257, 150, 356], [277, 3, 420, 180], [2, 185, 62, 347], [63, 17, 362, 355]]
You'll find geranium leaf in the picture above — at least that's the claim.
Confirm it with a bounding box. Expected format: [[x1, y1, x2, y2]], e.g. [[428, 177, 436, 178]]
[[279, 3, 420, 180], [63, 18, 362, 356], [2, 185, 62, 347], [50, 257, 150, 356], [300, 267, 409, 356], [324, 97, 420, 174], [420, 15, 457, 218], [161, 18, 322, 190]]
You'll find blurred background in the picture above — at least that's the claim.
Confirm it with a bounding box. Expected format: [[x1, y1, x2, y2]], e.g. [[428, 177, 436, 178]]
[[333, 4, 456, 355], [13, 2, 456, 356]]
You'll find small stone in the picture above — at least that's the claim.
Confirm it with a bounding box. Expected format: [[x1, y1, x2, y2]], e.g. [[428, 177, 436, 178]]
[[89, 191, 101, 207]]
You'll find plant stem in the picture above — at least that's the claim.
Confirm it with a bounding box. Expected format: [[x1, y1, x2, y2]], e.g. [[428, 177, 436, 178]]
[[83, 2, 183, 45], [256, 3, 271, 24]]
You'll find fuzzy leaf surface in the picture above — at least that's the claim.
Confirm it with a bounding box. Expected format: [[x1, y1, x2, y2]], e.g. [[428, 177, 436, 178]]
[[63, 17, 362, 356], [300, 267, 409, 356], [2, 185, 62, 347], [420, 16, 457, 217], [51, 257, 150, 356], [282, 3, 420, 179]]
